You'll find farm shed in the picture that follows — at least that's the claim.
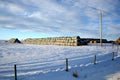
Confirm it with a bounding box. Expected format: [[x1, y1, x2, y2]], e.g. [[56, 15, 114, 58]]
[[89, 40, 97, 44]]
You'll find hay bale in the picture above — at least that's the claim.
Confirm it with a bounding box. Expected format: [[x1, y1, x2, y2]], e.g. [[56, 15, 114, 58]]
[[9, 38, 21, 43], [22, 36, 84, 46]]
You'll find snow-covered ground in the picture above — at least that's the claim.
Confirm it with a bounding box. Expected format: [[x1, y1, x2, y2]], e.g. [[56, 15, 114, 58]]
[[0, 41, 120, 80]]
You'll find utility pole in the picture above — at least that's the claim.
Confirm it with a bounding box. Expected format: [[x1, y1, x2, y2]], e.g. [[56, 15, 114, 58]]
[[100, 10, 102, 47]]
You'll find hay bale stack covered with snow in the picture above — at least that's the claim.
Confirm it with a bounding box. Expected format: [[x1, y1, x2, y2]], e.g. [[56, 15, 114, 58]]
[[23, 36, 83, 46], [8, 38, 21, 43], [114, 37, 120, 44]]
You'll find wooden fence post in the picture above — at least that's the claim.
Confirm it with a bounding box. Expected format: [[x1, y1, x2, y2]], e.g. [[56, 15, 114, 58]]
[[112, 44, 114, 49], [117, 45, 119, 53], [112, 52, 114, 61], [94, 55, 96, 65], [105, 43, 106, 49], [14, 64, 17, 80], [66, 58, 68, 71]]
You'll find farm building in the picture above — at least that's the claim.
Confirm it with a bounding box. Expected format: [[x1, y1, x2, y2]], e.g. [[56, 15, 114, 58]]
[[81, 38, 108, 44], [89, 39, 108, 44], [8, 38, 21, 43], [89, 40, 97, 44], [23, 36, 86, 46]]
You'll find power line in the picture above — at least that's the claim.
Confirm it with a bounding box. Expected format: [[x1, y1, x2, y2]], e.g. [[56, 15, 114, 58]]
[[76, 1, 120, 19]]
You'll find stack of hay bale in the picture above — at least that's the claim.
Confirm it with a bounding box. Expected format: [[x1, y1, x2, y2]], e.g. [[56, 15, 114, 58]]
[[23, 36, 81, 46], [8, 38, 21, 43], [113, 37, 120, 44]]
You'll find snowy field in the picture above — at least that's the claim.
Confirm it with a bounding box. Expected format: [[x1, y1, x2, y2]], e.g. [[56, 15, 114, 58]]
[[0, 41, 120, 80]]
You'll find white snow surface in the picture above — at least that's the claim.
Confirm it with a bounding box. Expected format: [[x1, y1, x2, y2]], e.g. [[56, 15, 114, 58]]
[[0, 41, 120, 80]]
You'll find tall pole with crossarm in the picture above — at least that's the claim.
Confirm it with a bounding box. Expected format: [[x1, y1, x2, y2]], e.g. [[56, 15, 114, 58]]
[[100, 10, 102, 47]]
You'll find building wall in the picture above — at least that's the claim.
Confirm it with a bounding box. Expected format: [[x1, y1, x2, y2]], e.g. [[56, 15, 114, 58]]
[[23, 36, 81, 46], [89, 40, 97, 44]]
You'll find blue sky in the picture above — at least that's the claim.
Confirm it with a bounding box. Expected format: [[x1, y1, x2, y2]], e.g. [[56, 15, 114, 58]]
[[0, 0, 120, 40]]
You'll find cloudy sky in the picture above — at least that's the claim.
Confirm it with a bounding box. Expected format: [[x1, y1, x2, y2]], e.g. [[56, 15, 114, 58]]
[[0, 0, 120, 40]]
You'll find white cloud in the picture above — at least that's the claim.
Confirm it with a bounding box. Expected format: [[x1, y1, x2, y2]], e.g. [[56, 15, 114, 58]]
[[108, 24, 120, 34], [8, 4, 25, 13], [30, 0, 65, 12], [0, 0, 119, 40], [0, 1, 26, 14], [5, 25, 16, 28], [0, 2, 4, 8], [0, 15, 12, 21], [20, 29, 34, 32], [28, 12, 49, 21]]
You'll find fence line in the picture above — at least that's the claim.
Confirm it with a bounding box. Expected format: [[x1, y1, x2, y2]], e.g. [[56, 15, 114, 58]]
[[13, 51, 118, 79]]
